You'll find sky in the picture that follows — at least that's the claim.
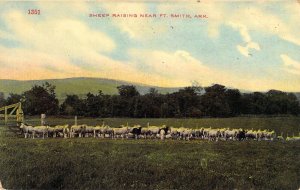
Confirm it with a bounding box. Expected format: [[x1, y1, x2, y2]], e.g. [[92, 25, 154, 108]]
[[0, 0, 300, 92]]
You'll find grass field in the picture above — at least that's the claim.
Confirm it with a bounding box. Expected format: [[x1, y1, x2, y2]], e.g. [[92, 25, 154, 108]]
[[0, 117, 300, 189]]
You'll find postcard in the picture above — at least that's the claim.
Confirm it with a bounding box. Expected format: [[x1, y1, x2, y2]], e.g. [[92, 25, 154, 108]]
[[0, 1, 299, 189]]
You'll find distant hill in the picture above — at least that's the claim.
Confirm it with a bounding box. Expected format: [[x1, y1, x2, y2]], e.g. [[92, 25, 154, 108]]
[[1, 77, 300, 102], [0, 77, 181, 101]]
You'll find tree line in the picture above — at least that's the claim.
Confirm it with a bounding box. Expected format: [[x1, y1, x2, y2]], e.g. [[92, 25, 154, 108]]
[[0, 82, 299, 117]]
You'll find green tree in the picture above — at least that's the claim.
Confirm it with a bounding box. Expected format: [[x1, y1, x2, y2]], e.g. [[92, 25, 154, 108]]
[[201, 84, 230, 117], [117, 85, 140, 98], [60, 94, 86, 116], [23, 83, 59, 115], [225, 89, 242, 116], [6, 93, 23, 105]]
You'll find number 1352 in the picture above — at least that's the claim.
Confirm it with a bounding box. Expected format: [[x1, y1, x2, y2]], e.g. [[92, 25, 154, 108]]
[[28, 9, 40, 15]]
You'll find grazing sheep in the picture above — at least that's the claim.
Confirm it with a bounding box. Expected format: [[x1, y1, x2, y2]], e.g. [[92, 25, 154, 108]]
[[160, 129, 165, 140], [32, 126, 48, 139], [20, 122, 283, 143], [19, 123, 34, 138], [131, 125, 142, 139], [47, 126, 56, 137], [70, 125, 86, 138], [208, 129, 220, 141], [84, 126, 95, 137], [53, 125, 69, 138], [224, 129, 238, 140], [112, 126, 130, 139]]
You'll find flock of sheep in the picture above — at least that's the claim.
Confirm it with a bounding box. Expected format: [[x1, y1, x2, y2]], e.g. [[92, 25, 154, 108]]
[[19, 123, 300, 141]]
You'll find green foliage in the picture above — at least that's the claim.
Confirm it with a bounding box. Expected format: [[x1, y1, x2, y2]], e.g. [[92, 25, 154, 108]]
[[5, 93, 23, 105], [2, 81, 300, 117], [117, 85, 140, 98], [23, 83, 59, 115], [201, 84, 231, 117], [60, 95, 86, 116]]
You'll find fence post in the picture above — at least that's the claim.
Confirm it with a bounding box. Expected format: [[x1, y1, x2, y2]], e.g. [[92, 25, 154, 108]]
[[4, 106, 7, 125], [41, 114, 46, 126], [75, 116, 77, 126]]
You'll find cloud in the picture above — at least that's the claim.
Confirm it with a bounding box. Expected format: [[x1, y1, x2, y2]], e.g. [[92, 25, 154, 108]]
[[281, 54, 300, 75], [169, 2, 300, 46], [229, 5, 300, 46], [128, 49, 214, 86], [127, 49, 298, 91], [1, 2, 300, 92], [236, 42, 260, 57], [3, 10, 115, 58], [0, 46, 85, 80], [228, 22, 260, 57]]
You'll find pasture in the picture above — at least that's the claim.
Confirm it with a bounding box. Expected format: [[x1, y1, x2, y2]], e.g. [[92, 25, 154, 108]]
[[0, 117, 300, 189]]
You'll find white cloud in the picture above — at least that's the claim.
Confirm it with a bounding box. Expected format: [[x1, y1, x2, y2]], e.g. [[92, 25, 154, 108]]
[[4, 10, 115, 58], [229, 5, 300, 46], [1, 2, 300, 92], [128, 49, 213, 86], [166, 2, 300, 46], [228, 22, 260, 57], [237, 45, 248, 57], [127, 49, 273, 90], [0, 46, 85, 80], [281, 54, 300, 75]]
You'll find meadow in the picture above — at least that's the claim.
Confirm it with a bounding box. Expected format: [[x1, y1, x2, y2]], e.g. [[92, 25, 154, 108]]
[[0, 117, 299, 189]]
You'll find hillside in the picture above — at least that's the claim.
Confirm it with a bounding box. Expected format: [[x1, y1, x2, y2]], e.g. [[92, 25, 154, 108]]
[[0, 77, 180, 101], [1, 78, 300, 102]]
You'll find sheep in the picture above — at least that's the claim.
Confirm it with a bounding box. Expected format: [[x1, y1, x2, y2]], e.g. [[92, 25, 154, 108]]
[[70, 125, 86, 138], [112, 126, 130, 139], [19, 123, 34, 139], [53, 124, 69, 138], [32, 126, 48, 139]]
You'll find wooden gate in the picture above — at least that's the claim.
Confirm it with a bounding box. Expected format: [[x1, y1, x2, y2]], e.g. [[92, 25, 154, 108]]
[[0, 102, 24, 125]]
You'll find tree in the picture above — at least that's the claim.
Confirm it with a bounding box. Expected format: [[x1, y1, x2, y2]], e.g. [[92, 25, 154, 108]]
[[60, 95, 86, 116], [240, 92, 267, 114], [225, 89, 242, 116], [115, 85, 140, 117], [201, 84, 230, 117], [175, 87, 202, 117], [6, 93, 23, 105], [265, 90, 299, 115], [117, 85, 140, 98], [23, 83, 59, 115], [286, 93, 300, 115], [139, 88, 167, 118], [85, 91, 110, 117]]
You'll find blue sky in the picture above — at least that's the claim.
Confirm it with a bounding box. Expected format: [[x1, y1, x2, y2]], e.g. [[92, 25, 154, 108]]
[[0, 1, 300, 91]]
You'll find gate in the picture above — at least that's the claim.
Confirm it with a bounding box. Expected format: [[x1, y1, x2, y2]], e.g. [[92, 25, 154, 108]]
[[0, 102, 24, 125]]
